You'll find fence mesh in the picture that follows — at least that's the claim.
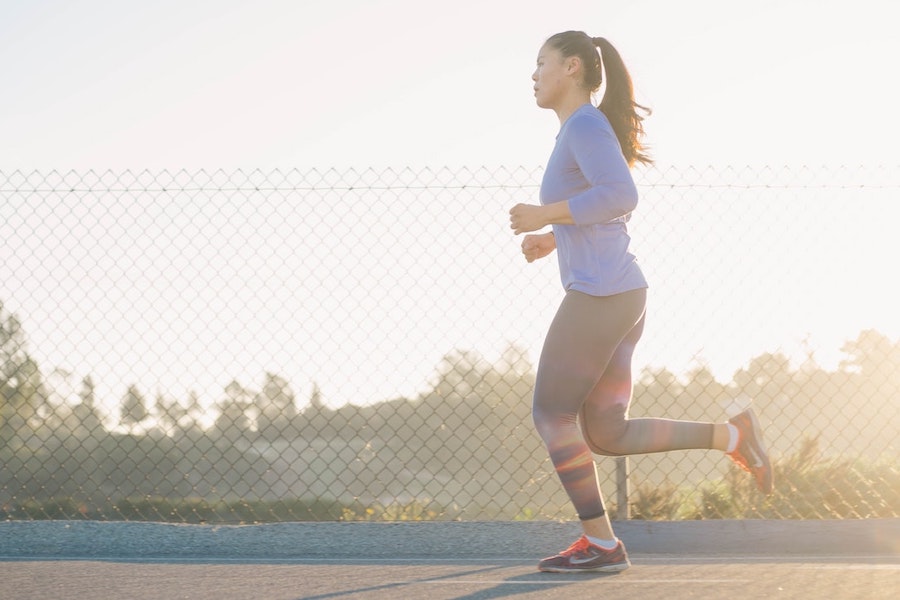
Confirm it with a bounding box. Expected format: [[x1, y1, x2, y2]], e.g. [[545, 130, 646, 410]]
[[2, 165, 898, 523]]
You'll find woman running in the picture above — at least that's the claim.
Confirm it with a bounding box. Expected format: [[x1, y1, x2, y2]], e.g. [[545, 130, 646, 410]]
[[509, 31, 773, 573]]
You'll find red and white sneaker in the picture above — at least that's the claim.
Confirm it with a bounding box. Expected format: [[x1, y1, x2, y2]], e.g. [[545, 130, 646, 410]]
[[538, 535, 631, 573], [727, 408, 774, 495]]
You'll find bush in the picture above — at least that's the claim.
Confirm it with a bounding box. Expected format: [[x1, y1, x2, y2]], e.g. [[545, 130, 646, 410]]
[[3, 437, 897, 523]]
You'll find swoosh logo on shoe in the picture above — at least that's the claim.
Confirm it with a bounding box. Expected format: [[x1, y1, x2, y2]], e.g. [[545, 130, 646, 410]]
[[747, 447, 764, 468], [570, 550, 616, 565], [570, 555, 603, 565]]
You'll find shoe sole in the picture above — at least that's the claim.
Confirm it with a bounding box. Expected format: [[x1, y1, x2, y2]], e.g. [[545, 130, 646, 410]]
[[539, 561, 631, 573], [738, 409, 774, 495]]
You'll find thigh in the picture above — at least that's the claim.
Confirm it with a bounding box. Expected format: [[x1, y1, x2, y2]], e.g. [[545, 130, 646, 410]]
[[577, 312, 645, 454], [534, 288, 646, 413], [583, 311, 645, 413]]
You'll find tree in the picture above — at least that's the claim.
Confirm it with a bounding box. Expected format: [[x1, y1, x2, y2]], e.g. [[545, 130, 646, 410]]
[[53, 374, 104, 439], [431, 349, 490, 399], [185, 390, 203, 427], [0, 305, 48, 442], [731, 351, 792, 411], [120, 384, 149, 427], [213, 380, 255, 441], [840, 330, 899, 381], [79, 375, 96, 409], [153, 391, 186, 436], [494, 342, 536, 409], [255, 372, 297, 438], [682, 364, 726, 420], [171, 390, 205, 437], [307, 382, 325, 413], [499, 342, 532, 377], [300, 381, 335, 438], [72, 375, 103, 437], [635, 366, 681, 415]]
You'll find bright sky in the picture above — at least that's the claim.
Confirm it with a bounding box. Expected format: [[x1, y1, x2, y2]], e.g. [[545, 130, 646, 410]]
[[1, 0, 897, 169], [2, 0, 899, 413]]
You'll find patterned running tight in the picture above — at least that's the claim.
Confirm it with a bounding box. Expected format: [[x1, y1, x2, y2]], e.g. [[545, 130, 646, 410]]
[[532, 289, 715, 521]]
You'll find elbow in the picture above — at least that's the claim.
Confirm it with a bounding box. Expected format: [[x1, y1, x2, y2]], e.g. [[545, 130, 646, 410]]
[[570, 180, 640, 225], [622, 180, 639, 214]]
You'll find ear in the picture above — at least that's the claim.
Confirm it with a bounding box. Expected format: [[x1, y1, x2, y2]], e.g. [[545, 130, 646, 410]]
[[565, 56, 582, 76]]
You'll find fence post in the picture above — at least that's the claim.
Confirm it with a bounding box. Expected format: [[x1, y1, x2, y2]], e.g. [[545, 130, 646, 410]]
[[615, 456, 630, 520]]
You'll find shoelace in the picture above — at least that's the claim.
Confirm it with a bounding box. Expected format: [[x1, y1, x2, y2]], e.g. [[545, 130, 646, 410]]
[[560, 536, 592, 556]]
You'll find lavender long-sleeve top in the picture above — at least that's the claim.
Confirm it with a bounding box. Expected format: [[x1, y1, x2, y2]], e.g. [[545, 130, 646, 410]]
[[540, 103, 648, 296]]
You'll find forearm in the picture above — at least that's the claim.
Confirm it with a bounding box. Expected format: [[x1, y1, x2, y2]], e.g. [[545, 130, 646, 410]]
[[510, 201, 573, 234], [540, 201, 575, 227], [567, 180, 638, 225]]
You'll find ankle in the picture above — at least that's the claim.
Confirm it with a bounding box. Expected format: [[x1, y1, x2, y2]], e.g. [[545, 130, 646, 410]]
[[581, 514, 615, 540], [712, 423, 738, 452], [586, 534, 618, 550]]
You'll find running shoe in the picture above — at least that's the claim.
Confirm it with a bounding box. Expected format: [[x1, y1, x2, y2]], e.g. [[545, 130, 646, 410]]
[[537, 535, 631, 573], [727, 408, 774, 495]]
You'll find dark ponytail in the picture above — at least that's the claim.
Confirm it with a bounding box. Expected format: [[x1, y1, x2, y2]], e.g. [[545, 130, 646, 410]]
[[546, 31, 652, 167]]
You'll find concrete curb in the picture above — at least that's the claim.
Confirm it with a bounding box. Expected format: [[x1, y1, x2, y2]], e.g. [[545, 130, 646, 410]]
[[1, 519, 897, 560]]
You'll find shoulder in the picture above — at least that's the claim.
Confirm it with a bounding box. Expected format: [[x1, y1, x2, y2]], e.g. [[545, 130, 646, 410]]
[[564, 106, 616, 141], [562, 106, 618, 152]]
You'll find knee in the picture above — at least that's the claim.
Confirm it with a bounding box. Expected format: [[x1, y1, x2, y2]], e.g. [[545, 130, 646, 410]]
[[532, 402, 577, 446], [580, 403, 629, 455], [532, 404, 558, 443]]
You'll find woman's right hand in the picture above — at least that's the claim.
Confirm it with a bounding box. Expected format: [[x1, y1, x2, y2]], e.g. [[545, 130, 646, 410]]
[[521, 232, 556, 263]]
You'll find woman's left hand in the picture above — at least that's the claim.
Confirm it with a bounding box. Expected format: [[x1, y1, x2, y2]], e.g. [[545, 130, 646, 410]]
[[509, 203, 546, 235]]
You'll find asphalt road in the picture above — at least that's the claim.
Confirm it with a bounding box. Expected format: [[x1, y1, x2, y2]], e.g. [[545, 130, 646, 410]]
[[2, 520, 898, 600]]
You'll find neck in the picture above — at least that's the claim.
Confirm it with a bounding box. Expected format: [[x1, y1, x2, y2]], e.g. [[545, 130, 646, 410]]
[[554, 94, 592, 126]]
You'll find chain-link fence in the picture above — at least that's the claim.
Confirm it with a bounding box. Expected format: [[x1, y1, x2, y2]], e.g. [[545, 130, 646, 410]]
[[2, 165, 898, 523]]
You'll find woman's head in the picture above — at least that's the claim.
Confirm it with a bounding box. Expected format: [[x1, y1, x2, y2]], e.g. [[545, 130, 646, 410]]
[[539, 31, 653, 167], [542, 31, 604, 93]]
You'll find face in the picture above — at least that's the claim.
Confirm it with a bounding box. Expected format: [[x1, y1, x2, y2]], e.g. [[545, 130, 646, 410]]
[[532, 44, 570, 109]]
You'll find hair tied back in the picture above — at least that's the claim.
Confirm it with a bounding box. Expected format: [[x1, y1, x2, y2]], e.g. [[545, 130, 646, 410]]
[[591, 36, 607, 48]]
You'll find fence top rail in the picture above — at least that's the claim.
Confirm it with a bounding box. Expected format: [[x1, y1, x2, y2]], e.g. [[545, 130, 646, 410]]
[[2, 164, 899, 193]]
